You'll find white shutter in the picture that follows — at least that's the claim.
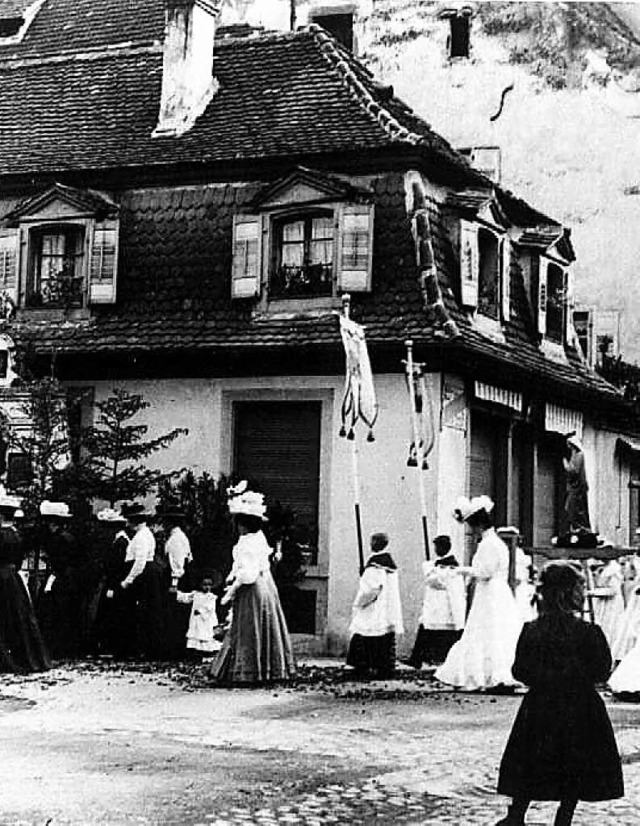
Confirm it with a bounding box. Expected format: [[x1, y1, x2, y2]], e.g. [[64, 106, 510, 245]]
[[501, 237, 511, 321], [337, 203, 374, 293], [89, 219, 119, 304], [538, 256, 548, 337], [460, 219, 479, 307], [0, 228, 19, 308], [231, 213, 262, 299]]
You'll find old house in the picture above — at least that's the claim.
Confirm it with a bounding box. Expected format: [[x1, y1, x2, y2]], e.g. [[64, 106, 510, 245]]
[[0, 0, 636, 654]]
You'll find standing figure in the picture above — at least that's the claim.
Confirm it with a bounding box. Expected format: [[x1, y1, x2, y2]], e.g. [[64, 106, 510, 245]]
[[347, 532, 404, 678], [563, 434, 591, 534], [496, 562, 623, 826], [435, 495, 522, 692], [120, 502, 161, 659], [406, 534, 465, 667], [176, 572, 222, 658], [514, 545, 537, 624], [93, 508, 129, 655], [161, 507, 194, 658], [591, 558, 624, 649], [0, 495, 51, 674], [210, 482, 295, 685], [37, 500, 85, 659]]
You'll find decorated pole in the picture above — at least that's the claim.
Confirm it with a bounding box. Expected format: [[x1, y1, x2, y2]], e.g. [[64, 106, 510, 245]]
[[404, 339, 432, 561], [337, 293, 379, 574]]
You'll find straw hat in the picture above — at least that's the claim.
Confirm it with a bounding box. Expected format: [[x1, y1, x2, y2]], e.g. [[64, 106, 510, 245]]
[[227, 480, 267, 519], [40, 500, 72, 519], [453, 494, 494, 523], [97, 507, 126, 523]]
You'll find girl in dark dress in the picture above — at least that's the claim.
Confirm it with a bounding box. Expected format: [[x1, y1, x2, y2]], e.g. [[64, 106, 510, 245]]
[[0, 496, 51, 674], [496, 561, 623, 826]]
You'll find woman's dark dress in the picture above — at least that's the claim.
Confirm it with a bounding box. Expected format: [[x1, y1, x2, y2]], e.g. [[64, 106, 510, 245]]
[[498, 615, 623, 802], [0, 526, 51, 674]]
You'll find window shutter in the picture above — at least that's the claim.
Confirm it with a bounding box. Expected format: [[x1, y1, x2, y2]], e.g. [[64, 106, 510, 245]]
[[337, 203, 374, 293], [89, 219, 119, 304], [460, 219, 478, 307], [0, 228, 19, 308], [231, 213, 262, 299], [538, 257, 548, 337], [501, 237, 511, 321]]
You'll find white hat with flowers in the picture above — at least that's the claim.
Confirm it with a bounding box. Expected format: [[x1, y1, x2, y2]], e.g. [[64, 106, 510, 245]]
[[227, 480, 267, 519], [453, 494, 494, 523]]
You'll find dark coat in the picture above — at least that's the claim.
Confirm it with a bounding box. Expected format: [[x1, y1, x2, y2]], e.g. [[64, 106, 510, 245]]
[[498, 614, 623, 802]]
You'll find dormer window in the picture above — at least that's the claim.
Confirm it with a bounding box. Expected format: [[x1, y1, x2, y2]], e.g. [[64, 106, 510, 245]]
[[271, 212, 334, 299], [310, 8, 355, 51], [28, 224, 85, 308], [478, 228, 500, 319], [545, 262, 565, 344], [231, 167, 374, 309], [0, 183, 120, 313]]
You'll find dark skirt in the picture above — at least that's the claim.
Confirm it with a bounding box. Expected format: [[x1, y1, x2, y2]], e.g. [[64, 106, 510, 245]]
[[0, 565, 51, 674], [408, 625, 462, 666], [37, 567, 83, 659], [210, 571, 295, 685], [498, 685, 624, 801], [137, 562, 169, 660], [346, 631, 396, 677]]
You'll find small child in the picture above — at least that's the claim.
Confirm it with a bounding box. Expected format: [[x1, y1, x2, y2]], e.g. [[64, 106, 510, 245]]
[[346, 532, 403, 678], [176, 572, 222, 657]]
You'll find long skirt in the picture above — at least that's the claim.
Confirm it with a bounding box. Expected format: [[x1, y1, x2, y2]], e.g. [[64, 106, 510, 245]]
[[210, 571, 295, 685], [0, 565, 51, 674]]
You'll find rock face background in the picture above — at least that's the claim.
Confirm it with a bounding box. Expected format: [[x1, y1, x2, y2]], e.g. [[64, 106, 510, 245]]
[[221, 1, 640, 360], [361, 1, 640, 360]]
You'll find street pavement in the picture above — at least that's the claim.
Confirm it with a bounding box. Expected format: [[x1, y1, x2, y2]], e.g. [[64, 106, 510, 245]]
[[0, 659, 639, 824]]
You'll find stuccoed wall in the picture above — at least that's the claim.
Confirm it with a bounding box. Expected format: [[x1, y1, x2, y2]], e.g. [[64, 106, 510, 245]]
[[72, 373, 445, 654]]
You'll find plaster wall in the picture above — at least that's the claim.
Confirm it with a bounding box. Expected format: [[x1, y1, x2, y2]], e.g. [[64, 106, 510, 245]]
[[72, 372, 443, 654]]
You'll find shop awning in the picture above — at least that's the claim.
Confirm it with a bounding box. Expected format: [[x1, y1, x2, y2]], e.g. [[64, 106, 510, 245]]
[[545, 403, 583, 438], [474, 381, 523, 412]]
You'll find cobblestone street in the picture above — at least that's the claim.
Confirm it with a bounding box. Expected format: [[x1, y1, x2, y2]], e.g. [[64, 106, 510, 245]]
[[1, 661, 640, 824]]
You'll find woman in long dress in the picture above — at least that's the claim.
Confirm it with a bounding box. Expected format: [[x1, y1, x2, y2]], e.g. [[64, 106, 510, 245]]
[[0, 496, 51, 674], [435, 495, 522, 692], [210, 483, 295, 685], [497, 562, 623, 826], [611, 556, 640, 662], [591, 558, 624, 649]]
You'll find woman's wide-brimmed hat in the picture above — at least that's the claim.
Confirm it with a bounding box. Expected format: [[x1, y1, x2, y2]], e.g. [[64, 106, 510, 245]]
[[566, 431, 583, 451], [155, 505, 187, 521], [121, 502, 151, 521], [40, 500, 72, 519], [453, 494, 494, 523], [227, 480, 267, 520], [97, 507, 126, 523]]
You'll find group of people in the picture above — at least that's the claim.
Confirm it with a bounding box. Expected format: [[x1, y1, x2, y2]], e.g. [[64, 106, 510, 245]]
[[0, 483, 296, 686], [345, 493, 625, 825]]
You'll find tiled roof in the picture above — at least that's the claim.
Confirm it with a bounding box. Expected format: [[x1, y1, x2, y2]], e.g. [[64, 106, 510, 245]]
[[10, 173, 618, 404], [0, 0, 481, 184]]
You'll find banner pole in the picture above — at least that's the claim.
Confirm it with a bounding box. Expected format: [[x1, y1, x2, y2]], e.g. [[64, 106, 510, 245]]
[[405, 339, 430, 561]]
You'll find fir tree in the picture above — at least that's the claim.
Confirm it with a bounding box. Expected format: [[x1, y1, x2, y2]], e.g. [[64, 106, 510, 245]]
[[74, 388, 187, 506]]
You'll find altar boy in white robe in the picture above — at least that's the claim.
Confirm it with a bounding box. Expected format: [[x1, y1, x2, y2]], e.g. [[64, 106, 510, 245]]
[[406, 535, 466, 667]]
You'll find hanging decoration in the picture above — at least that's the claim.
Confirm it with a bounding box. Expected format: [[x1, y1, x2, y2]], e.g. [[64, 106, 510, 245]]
[[338, 301, 378, 442]]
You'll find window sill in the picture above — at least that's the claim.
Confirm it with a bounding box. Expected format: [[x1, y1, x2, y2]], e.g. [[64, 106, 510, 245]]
[[471, 312, 506, 344], [255, 296, 341, 320], [540, 338, 568, 364], [17, 306, 91, 322]]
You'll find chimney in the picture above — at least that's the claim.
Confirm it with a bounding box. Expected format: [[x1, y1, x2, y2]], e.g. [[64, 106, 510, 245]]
[[154, 0, 221, 138]]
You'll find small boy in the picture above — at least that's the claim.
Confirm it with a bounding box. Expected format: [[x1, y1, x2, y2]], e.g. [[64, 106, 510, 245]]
[[346, 533, 404, 678], [406, 535, 465, 667]]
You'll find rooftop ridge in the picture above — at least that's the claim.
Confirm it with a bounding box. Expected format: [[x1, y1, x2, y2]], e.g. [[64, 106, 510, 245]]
[[308, 23, 422, 147], [0, 38, 160, 70]]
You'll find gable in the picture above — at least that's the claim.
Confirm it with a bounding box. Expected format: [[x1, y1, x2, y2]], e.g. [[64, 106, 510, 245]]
[[4, 183, 118, 225], [252, 166, 371, 210]]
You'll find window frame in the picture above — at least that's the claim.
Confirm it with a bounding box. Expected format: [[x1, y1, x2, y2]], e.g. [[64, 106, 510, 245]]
[[269, 209, 336, 302], [26, 222, 87, 309]]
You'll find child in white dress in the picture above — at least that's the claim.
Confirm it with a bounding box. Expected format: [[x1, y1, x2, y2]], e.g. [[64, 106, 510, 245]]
[[177, 573, 222, 656]]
